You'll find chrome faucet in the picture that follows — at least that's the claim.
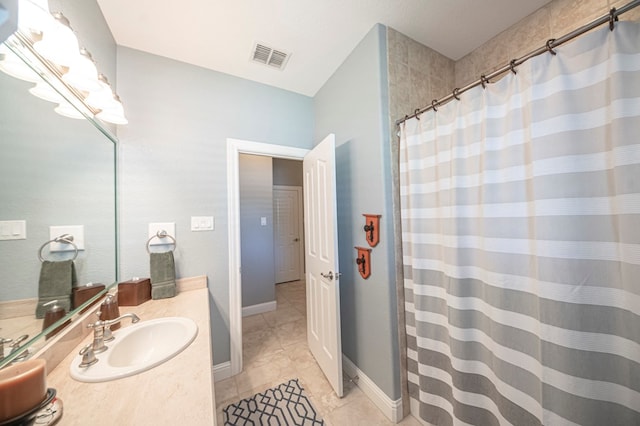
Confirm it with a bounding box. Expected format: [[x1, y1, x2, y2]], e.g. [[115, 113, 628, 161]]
[[87, 313, 140, 353]]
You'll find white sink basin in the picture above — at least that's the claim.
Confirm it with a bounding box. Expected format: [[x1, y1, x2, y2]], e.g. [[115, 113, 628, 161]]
[[70, 317, 198, 383]]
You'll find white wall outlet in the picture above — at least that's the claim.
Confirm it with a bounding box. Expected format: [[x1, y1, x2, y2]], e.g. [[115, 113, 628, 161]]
[[260, 217, 267, 226], [0, 220, 26, 240], [49, 225, 85, 251], [148, 222, 176, 245]]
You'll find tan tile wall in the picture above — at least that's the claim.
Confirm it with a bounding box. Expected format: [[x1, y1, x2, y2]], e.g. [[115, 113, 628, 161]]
[[454, 0, 640, 88], [387, 27, 455, 125]]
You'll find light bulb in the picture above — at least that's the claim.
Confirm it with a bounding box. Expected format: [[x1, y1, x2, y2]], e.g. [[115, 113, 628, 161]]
[[33, 12, 79, 67]]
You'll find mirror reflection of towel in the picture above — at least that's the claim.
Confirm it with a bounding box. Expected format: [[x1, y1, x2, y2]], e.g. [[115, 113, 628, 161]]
[[150, 251, 176, 299], [35, 260, 76, 318]]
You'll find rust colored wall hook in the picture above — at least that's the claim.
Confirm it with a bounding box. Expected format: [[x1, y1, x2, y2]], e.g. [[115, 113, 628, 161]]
[[362, 214, 381, 247], [355, 246, 372, 279]]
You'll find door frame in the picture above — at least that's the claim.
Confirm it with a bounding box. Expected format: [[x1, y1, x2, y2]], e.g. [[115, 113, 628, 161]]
[[273, 185, 305, 283], [227, 138, 309, 376]]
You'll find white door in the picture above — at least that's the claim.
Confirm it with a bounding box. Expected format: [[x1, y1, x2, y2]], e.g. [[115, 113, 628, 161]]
[[303, 133, 343, 397], [274, 186, 303, 283]]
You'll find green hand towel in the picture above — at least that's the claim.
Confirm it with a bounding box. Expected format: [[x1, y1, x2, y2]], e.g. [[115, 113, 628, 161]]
[[35, 260, 77, 318], [150, 251, 177, 299]]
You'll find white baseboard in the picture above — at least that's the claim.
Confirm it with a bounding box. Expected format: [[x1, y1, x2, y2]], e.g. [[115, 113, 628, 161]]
[[242, 300, 276, 317], [342, 355, 403, 423], [213, 361, 232, 382]]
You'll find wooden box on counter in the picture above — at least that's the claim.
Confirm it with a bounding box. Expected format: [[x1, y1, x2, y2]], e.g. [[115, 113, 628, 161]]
[[73, 283, 106, 313], [118, 278, 152, 306]]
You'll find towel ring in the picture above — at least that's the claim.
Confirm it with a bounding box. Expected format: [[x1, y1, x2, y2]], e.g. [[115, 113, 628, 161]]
[[146, 230, 176, 254], [38, 234, 78, 262]]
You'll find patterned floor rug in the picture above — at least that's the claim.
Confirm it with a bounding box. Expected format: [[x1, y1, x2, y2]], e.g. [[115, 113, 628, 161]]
[[223, 378, 325, 425]]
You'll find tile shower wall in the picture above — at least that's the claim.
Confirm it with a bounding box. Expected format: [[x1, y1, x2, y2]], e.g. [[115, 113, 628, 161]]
[[454, 0, 640, 88], [386, 28, 455, 129]]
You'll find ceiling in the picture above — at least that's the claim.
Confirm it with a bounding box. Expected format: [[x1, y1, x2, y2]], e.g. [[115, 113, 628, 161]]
[[96, 0, 551, 97]]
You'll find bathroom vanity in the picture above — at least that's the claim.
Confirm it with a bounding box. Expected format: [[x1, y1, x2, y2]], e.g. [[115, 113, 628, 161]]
[[43, 277, 216, 425]]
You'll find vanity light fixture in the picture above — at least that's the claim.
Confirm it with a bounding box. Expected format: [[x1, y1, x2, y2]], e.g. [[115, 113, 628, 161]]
[[33, 12, 78, 67], [62, 48, 101, 92], [4, 1, 128, 124]]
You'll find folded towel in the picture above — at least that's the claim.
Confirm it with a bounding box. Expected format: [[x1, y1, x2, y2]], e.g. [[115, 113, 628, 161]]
[[150, 251, 177, 299], [35, 260, 77, 318]]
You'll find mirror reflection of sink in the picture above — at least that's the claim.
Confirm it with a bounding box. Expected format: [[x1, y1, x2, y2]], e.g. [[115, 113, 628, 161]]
[[70, 317, 198, 383]]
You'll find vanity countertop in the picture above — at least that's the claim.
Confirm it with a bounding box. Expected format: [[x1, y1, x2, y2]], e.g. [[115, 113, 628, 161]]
[[45, 284, 215, 425]]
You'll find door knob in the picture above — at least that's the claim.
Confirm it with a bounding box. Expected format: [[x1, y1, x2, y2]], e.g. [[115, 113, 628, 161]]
[[320, 271, 334, 281], [294, 238, 300, 242]]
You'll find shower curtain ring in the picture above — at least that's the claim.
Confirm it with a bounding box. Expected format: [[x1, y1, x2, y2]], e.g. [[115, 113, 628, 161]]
[[609, 7, 618, 31], [509, 59, 517, 74], [431, 100, 438, 112], [546, 39, 557, 55], [414, 109, 421, 120], [453, 88, 461, 101], [480, 74, 489, 89]]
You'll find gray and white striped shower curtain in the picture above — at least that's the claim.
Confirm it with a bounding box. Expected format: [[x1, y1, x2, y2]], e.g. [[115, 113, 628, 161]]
[[399, 23, 640, 425]]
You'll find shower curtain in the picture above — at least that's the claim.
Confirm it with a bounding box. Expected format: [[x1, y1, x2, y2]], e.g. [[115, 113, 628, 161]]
[[400, 22, 640, 426]]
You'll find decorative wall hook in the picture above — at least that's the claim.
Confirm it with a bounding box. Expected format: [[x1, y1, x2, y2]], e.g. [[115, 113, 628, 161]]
[[362, 214, 381, 247], [355, 246, 372, 279]]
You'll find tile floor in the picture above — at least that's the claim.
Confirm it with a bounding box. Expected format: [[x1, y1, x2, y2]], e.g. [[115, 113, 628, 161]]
[[215, 280, 421, 425]]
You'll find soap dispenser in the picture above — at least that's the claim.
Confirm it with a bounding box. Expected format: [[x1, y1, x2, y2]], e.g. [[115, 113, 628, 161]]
[[42, 300, 69, 339], [98, 293, 121, 330]]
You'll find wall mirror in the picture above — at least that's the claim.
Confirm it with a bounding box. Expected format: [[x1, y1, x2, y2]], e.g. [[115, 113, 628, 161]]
[[0, 31, 118, 367]]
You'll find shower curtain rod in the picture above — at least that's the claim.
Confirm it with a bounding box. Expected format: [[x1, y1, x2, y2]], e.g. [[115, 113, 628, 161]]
[[396, 0, 640, 126]]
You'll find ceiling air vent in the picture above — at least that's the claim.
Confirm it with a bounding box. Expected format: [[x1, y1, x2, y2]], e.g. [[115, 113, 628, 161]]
[[251, 42, 290, 70]]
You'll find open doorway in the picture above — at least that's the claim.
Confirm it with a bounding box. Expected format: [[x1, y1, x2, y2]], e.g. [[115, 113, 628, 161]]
[[226, 138, 309, 376], [237, 155, 304, 318]]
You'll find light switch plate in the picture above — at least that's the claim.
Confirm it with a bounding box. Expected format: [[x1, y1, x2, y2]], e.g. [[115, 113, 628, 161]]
[[148, 222, 176, 245], [49, 225, 85, 251], [191, 216, 214, 231], [0, 220, 26, 240]]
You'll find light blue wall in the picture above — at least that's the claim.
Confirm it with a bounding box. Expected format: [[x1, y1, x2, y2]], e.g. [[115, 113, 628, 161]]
[[240, 154, 275, 308], [313, 24, 400, 400], [115, 46, 314, 364]]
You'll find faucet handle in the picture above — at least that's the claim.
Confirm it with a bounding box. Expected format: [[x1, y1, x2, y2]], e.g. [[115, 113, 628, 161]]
[[78, 343, 98, 368], [86, 321, 108, 353]]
